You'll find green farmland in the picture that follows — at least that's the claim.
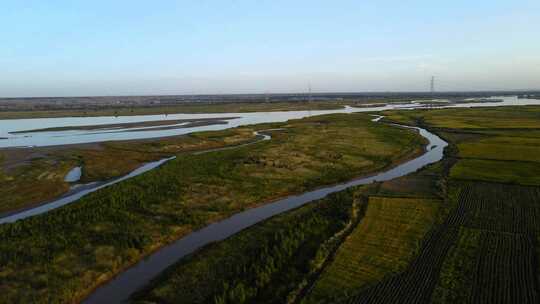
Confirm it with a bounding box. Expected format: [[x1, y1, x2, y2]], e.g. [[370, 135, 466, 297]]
[[133, 106, 540, 304], [2, 106, 540, 304]]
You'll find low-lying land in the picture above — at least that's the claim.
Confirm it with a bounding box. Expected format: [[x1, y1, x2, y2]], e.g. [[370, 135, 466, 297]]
[[0, 127, 256, 215], [10, 117, 237, 134], [384, 106, 540, 186], [4, 105, 539, 304], [306, 196, 440, 303], [0, 101, 350, 120], [132, 188, 368, 304], [0, 93, 446, 119], [131, 136, 449, 304], [132, 105, 540, 304], [432, 182, 540, 303], [0, 113, 425, 303], [342, 105, 540, 303]]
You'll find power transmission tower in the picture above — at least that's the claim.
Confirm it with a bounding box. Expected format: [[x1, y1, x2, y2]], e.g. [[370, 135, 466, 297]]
[[308, 82, 313, 117], [308, 82, 313, 103], [428, 76, 435, 109]]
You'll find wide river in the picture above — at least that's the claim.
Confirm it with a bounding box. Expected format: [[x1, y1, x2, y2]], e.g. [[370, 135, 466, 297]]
[[1, 96, 538, 303], [1, 96, 539, 148]]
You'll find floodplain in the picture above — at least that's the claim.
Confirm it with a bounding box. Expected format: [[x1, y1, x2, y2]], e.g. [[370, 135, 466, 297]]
[[1, 101, 540, 304]]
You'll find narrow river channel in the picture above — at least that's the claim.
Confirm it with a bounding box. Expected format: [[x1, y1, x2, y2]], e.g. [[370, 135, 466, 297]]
[[0, 131, 272, 224], [82, 118, 448, 303]]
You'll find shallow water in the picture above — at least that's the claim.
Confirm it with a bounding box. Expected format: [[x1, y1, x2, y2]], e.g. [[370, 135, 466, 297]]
[[64, 166, 82, 182], [1, 96, 538, 148], [0, 157, 175, 224], [83, 120, 447, 304], [1, 97, 537, 301], [0, 130, 272, 224]]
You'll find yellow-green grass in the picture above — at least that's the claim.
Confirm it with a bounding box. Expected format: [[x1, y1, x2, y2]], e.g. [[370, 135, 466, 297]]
[[0, 128, 257, 214], [377, 161, 444, 199], [384, 106, 540, 186], [0, 101, 347, 120], [384, 107, 540, 130], [457, 137, 540, 163], [305, 196, 440, 303], [477, 129, 540, 139], [78, 128, 257, 181], [432, 181, 540, 303], [0, 98, 420, 120], [431, 227, 482, 303], [0, 156, 76, 214], [450, 159, 540, 186], [0, 113, 426, 303], [178, 116, 425, 210], [382, 111, 421, 126]]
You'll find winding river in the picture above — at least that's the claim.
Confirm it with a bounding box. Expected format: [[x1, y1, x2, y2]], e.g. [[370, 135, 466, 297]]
[[0, 130, 272, 224], [82, 117, 448, 303], [0, 96, 536, 302]]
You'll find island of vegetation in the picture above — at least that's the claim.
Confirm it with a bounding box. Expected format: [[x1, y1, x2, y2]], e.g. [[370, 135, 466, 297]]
[[9, 117, 238, 134], [0, 126, 256, 216], [0, 113, 425, 303]]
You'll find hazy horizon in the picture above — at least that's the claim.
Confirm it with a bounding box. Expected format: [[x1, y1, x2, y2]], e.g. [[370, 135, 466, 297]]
[[3, 89, 540, 101], [2, 1, 539, 98]]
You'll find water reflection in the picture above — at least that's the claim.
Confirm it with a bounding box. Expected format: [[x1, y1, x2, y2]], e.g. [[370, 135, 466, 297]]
[[64, 166, 82, 182], [1, 96, 538, 148], [0, 157, 176, 224], [83, 121, 447, 304]]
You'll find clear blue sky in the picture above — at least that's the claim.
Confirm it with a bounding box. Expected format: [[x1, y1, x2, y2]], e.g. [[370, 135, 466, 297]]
[[1, 0, 539, 97]]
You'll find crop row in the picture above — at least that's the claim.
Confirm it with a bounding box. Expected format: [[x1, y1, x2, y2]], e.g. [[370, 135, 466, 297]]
[[305, 197, 440, 303], [342, 181, 540, 304], [470, 231, 538, 303], [460, 182, 540, 234], [341, 198, 463, 303]]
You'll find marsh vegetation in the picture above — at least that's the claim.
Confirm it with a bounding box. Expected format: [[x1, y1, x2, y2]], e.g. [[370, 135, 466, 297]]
[[131, 106, 540, 304], [3, 105, 539, 304], [0, 113, 424, 303], [0, 128, 255, 215]]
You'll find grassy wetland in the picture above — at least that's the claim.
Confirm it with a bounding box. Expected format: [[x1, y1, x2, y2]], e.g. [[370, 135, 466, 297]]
[[131, 106, 540, 304], [3, 104, 540, 304], [131, 131, 449, 304], [0, 96, 423, 120], [0, 101, 349, 120], [0, 127, 256, 215], [132, 188, 369, 304], [0, 113, 425, 303]]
